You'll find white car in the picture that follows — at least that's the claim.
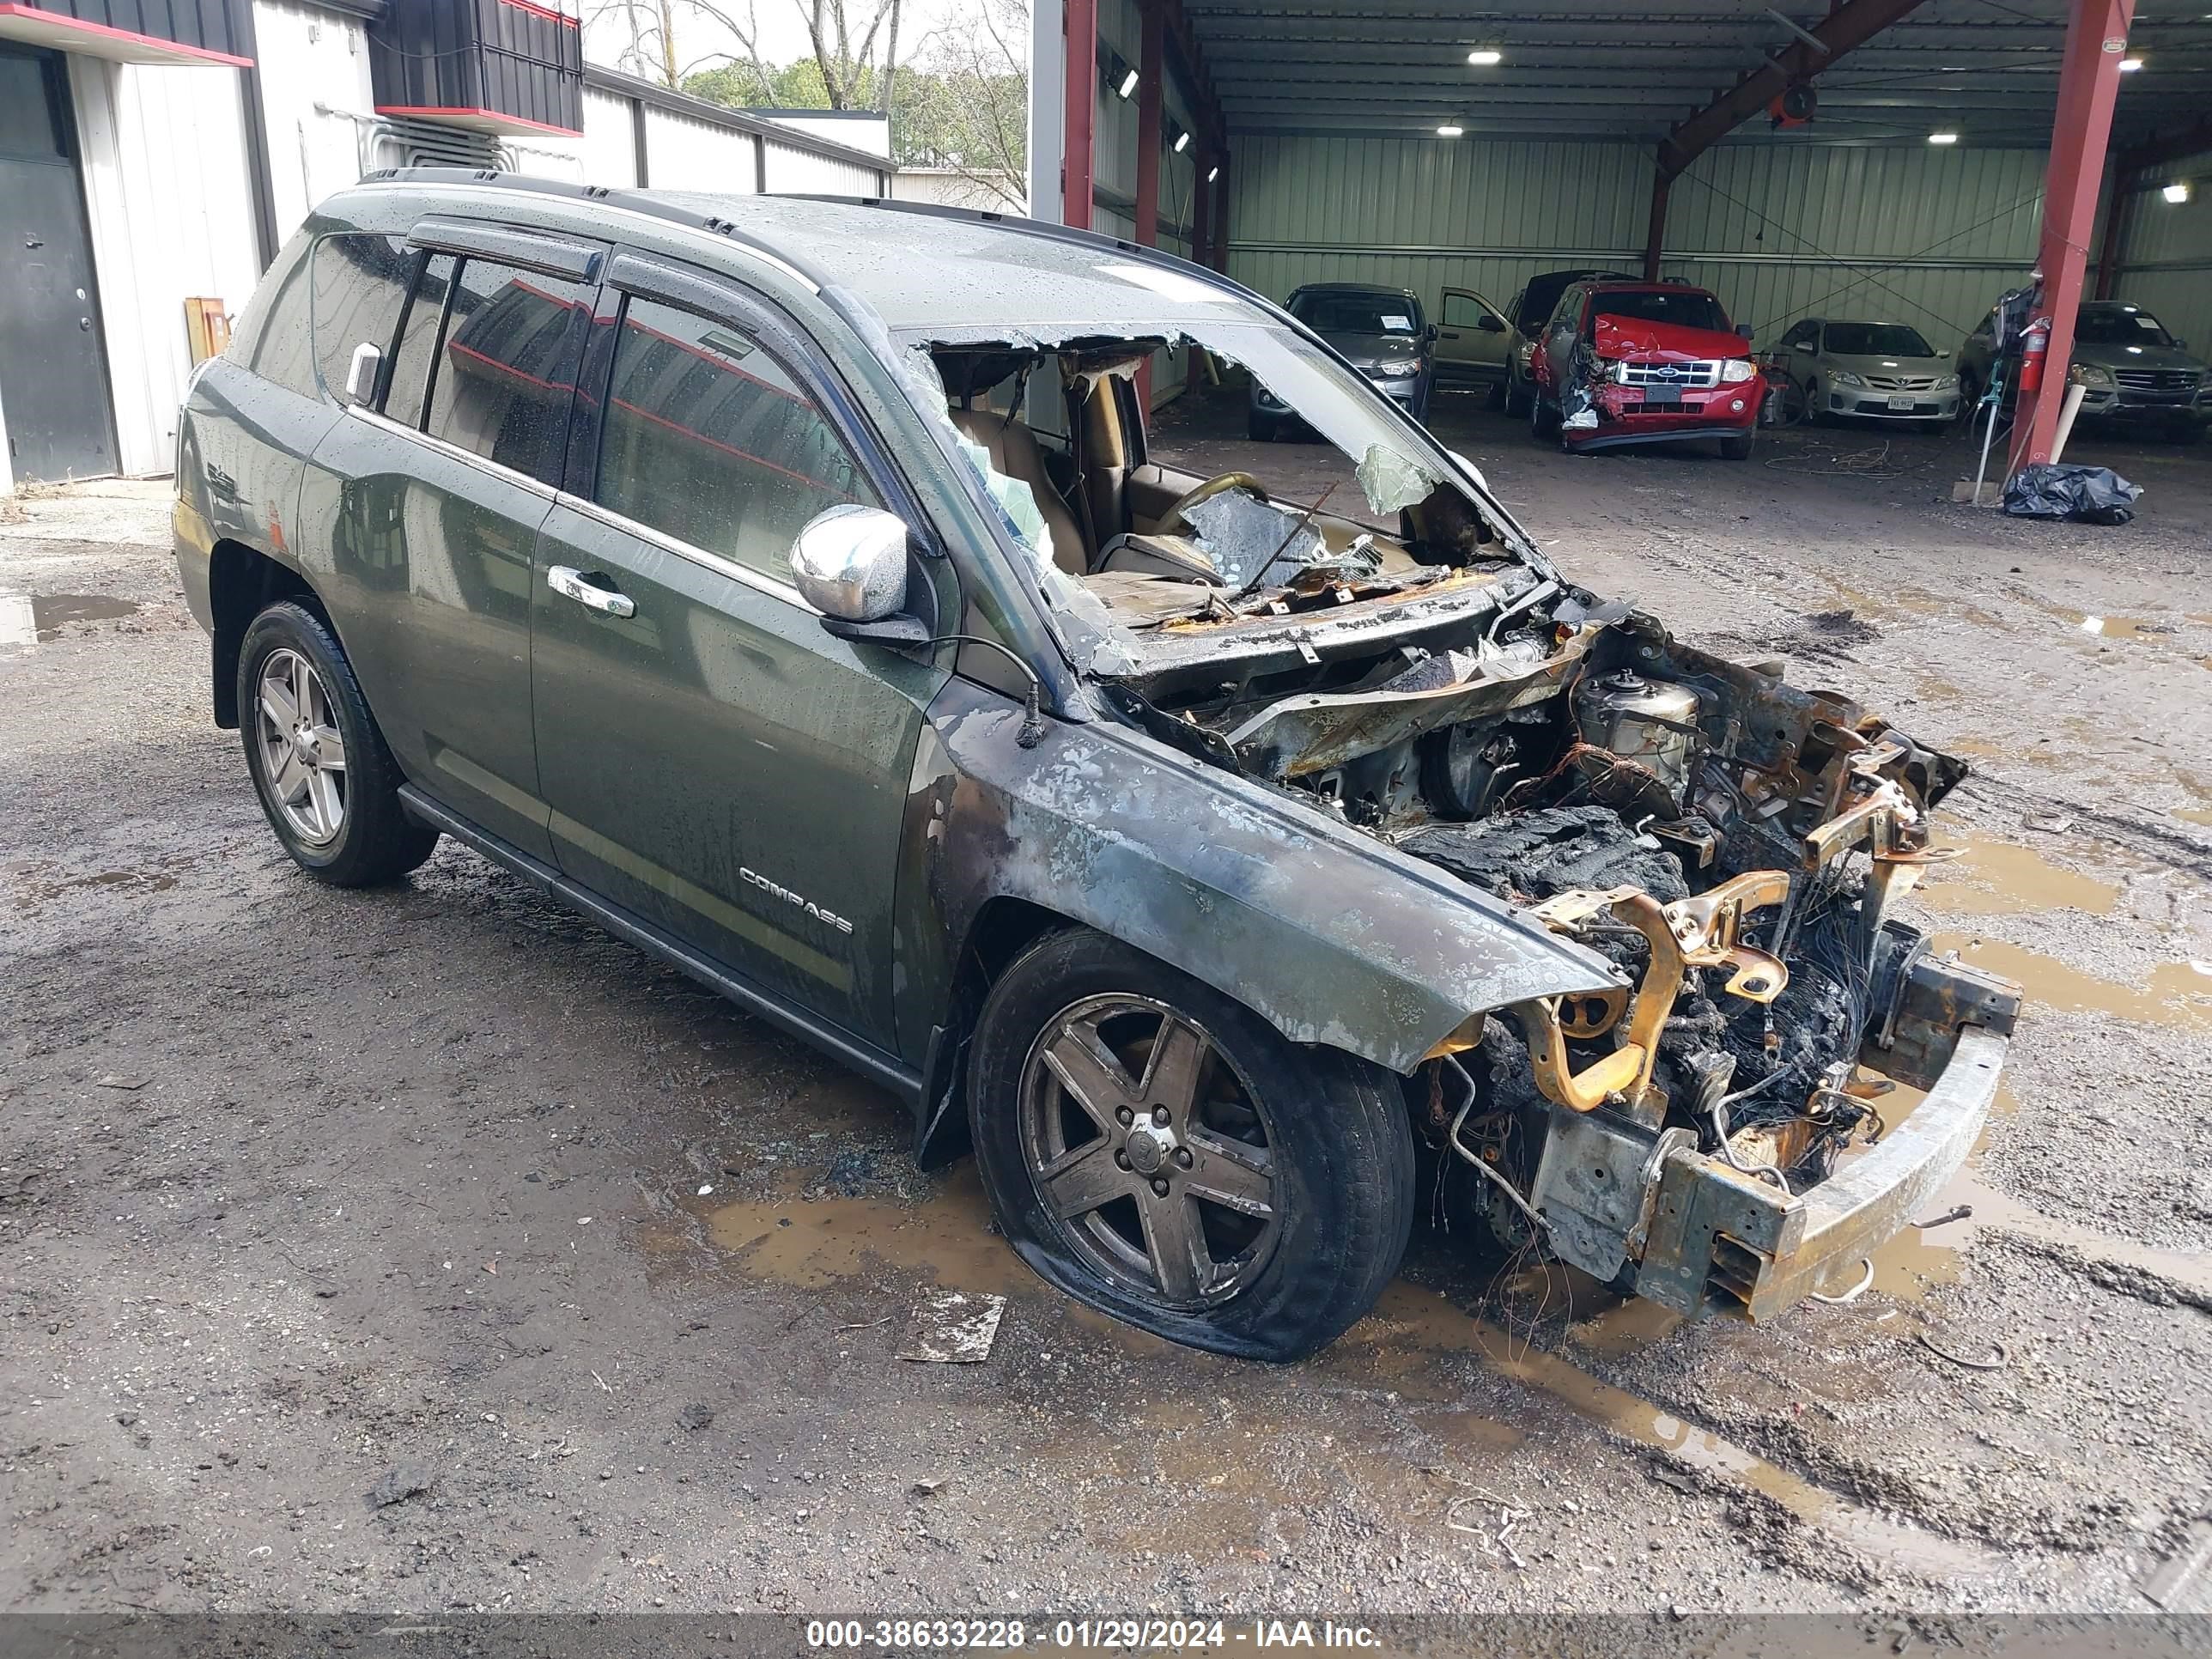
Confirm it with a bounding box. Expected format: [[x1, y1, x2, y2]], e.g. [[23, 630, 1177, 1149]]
[[1771, 319, 1961, 428]]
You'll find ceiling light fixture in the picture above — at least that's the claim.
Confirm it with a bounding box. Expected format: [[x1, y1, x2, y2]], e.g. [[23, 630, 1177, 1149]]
[[1468, 49, 1503, 66], [2119, 56, 2143, 71], [1928, 131, 1960, 144], [1437, 124, 1465, 137], [1207, 164, 1220, 182], [2164, 180, 2192, 203], [1173, 130, 1190, 153], [1118, 66, 1139, 98]]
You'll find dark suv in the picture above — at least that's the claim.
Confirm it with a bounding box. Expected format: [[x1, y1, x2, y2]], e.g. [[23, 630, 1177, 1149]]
[[175, 171, 2018, 1361]]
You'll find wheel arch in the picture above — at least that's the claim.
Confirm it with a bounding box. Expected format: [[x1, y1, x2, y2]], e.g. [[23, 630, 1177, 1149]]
[[207, 540, 326, 729], [907, 678, 1625, 1159]]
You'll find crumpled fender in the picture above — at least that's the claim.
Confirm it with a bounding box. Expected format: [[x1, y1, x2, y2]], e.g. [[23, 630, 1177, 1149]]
[[918, 678, 1626, 1074]]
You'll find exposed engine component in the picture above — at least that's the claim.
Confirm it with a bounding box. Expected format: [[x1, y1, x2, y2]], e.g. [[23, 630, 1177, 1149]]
[[1572, 670, 1700, 805], [1115, 590, 1990, 1316]]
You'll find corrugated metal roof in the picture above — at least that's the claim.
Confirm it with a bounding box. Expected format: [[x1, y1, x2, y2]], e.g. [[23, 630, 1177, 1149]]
[[1183, 1, 2212, 149]]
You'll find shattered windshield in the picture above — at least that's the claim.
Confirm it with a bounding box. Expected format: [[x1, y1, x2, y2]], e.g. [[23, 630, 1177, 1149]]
[[882, 300, 1538, 676]]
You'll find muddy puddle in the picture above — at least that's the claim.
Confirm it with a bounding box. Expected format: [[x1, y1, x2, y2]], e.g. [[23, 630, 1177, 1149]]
[[1931, 933, 2212, 1030], [0, 591, 140, 647], [1917, 834, 2121, 917]]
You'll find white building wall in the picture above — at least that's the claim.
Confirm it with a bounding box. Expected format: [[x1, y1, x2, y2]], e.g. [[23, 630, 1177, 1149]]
[[640, 104, 758, 192], [70, 58, 261, 477], [576, 85, 641, 185], [763, 140, 881, 196], [253, 0, 377, 245]]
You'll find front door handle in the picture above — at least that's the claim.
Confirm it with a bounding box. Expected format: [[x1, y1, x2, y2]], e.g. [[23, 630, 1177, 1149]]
[[547, 565, 635, 617]]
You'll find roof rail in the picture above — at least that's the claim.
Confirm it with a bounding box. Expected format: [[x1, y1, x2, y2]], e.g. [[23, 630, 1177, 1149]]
[[351, 167, 840, 290]]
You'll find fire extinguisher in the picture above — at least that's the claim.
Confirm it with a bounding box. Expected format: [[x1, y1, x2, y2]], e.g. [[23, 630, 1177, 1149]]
[[2017, 313, 2051, 395]]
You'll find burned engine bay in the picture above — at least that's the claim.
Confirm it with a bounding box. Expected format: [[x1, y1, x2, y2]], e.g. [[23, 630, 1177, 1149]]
[[1109, 581, 1985, 1310]]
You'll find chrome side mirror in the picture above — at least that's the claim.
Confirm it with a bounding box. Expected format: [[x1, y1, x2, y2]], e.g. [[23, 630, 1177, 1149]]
[[344, 341, 382, 405], [789, 504, 909, 623]]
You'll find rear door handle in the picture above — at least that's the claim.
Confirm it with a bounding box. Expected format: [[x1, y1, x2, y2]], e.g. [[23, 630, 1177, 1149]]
[[547, 564, 635, 617]]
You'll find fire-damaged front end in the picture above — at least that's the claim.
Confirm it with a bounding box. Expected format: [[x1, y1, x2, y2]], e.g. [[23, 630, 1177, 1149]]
[[1111, 590, 2018, 1318], [884, 262, 2017, 1327]]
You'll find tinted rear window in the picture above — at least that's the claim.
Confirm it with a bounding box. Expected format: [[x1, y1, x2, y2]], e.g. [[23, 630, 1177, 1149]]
[[383, 253, 456, 428], [236, 236, 318, 398], [423, 258, 592, 486], [1291, 292, 1423, 335], [312, 233, 416, 400]]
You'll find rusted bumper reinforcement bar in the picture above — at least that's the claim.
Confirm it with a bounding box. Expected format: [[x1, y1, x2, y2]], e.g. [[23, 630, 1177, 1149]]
[[1633, 1025, 2008, 1319]]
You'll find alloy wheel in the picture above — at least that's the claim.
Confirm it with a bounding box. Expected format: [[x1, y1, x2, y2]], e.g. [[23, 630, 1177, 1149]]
[[1018, 994, 1281, 1310], [255, 648, 348, 845]]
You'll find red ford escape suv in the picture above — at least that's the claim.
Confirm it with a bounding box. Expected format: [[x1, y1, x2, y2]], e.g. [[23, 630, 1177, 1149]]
[[1529, 279, 1764, 459]]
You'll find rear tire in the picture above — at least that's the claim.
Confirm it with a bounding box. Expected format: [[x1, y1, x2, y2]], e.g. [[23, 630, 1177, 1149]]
[[238, 600, 439, 887], [968, 928, 1415, 1362], [1529, 392, 1561, 444], [1504, 374, 1533, 419]]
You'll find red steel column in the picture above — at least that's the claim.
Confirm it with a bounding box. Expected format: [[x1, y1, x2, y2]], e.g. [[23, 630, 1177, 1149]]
[[1063, 0, 1097, 230], [2014, 0, 2136, 472]]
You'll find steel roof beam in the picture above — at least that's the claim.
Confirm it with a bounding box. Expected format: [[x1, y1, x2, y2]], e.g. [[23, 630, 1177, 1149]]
[[1657, 0, 1935, 178]]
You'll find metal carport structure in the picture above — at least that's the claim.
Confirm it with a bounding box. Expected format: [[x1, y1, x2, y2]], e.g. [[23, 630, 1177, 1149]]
[[1028, 1, 2212, 482]]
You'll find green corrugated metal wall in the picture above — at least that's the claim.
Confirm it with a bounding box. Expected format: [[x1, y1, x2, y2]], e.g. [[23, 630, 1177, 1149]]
[[1225, 135, 2053, 351], [2111, 149, 2212, 353]]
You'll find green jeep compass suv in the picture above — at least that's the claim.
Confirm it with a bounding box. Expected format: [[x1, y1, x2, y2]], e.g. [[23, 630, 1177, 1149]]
[[176, 171, 2018, 1360]]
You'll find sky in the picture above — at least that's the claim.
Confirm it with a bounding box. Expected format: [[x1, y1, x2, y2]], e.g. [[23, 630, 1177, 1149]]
[[584, 0, 1003, 82]]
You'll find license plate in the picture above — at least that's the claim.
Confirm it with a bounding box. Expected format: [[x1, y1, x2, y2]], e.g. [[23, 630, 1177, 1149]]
[[1641, 387, 1681, 409], [1887, 394, 1916, 411]]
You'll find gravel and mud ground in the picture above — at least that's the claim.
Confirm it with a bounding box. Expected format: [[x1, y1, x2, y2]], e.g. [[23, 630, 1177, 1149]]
[[3, 397, 2209, 1621]]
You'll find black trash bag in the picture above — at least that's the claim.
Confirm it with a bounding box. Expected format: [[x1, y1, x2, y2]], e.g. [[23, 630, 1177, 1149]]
[[2002, 463, 2142, 525]]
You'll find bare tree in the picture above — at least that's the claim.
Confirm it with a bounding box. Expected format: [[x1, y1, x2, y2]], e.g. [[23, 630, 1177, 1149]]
[[903, 0, 1027, 210], [585, 0, 776, 88], [790, 1, 903, 110]]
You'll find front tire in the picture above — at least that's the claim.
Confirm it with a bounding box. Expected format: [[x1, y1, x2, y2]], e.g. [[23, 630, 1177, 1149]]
[[238, 600, 439, 886], [1718, 428, 1758, 461], [968, 929, 1415, 1362], [1504, 372, 1533, 419]]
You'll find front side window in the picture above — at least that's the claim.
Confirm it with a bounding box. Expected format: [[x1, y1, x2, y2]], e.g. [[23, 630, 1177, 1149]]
[[1441, 293, 1487, 329], [595, 295, 878, 584], [312, 234, 416, 400], [423, 257, 592, 485]]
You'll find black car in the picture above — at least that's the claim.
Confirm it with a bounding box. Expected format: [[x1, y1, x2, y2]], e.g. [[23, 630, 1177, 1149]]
[[1251, 283, 1434, 438], [172, 171, 2019, 1362]]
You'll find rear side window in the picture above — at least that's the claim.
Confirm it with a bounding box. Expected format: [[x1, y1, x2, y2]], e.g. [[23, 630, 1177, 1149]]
[[423, 258, 592, 486], [382, 253, 455, 428], [237, 237, 318, 398], [594, 295, 878, 584], [312, 233, 416, 401]]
